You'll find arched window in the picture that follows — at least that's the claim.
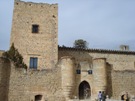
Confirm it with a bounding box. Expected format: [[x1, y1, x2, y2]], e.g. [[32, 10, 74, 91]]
[[35, 95, 42, 101]]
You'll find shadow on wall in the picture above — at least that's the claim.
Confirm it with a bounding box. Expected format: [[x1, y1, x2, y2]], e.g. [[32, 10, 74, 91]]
[[0, 58, 11, 101], [106, 63, 113, 98], [58, 49, 93, 62]]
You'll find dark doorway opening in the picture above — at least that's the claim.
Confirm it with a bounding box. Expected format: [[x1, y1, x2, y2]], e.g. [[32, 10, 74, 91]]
[[121, 94, 129, 101], [121, 95, 124, 100], [35, 95, 42, 101], [79, 81, 91, 99]]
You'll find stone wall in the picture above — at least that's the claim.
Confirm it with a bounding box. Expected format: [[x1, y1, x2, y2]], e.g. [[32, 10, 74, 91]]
[[59, 48, 135, 71], [58, 48, 135, 99], [0, 58, 11, 101], [0, 49, 135, 101], [8, 63, 64, 101], [111, 70, 135, 99], [0, 58, 65, 101], [10, 0, 58, 69], [89, 53, 135, 71]]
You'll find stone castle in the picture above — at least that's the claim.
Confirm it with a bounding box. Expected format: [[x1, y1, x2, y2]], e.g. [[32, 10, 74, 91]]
[[0, 0, 135, 101]]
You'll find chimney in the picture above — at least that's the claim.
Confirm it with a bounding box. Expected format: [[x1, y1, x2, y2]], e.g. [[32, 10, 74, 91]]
[[120, 45, 129, 51]]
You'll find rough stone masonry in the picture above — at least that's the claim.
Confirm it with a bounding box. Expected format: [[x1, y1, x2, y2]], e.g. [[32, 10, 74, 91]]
[[0, 0, 135, 101]]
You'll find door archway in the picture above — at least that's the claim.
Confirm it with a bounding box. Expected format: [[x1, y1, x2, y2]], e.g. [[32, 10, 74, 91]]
[[79, 81, 91, 99], [35, 95, 42, 101]]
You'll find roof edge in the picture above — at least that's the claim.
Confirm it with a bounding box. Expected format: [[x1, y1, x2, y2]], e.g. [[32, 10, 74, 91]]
[[58, 46, 135, 55]]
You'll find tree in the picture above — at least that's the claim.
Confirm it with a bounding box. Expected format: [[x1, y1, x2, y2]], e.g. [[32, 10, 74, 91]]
[[2, 43, 27, 69], [73, 39, 88, 49]]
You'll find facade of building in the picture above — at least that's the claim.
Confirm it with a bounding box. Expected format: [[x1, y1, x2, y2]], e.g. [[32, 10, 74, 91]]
[[0, 0, 135, 101]]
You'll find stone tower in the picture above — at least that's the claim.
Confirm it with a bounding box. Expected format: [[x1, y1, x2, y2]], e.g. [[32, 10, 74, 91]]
[[10, 0, 58, 69], [93, 58, 107, 99]]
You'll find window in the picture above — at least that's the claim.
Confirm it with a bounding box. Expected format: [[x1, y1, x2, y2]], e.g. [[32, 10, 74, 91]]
[[88, 70, 92, 74], [76, 69, 81, 74], [32, 24, 39, 33], [30, 57, 38, 69]]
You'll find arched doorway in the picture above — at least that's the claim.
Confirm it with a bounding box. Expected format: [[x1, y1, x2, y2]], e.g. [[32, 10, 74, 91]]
[[79, 81, 91, 99], [121, 94, 129, 101], [121, 94, 125, 100]]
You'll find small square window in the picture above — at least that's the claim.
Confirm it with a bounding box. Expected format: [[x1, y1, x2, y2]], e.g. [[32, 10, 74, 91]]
[[76, 69, 81, 74], [32, 24, 39, 33], [88, 70, 92, 74], [29, 57, 38, 69]]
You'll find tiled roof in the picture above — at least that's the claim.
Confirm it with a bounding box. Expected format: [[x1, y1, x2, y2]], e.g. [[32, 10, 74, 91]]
[[58, 46, 135, 55]]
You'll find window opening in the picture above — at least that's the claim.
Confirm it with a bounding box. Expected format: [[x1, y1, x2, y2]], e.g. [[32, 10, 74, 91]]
[[30, 57, 38, 69], [35, 95, 42, 101], [88, 70, 92, 74], [32, 24, 39, 33]]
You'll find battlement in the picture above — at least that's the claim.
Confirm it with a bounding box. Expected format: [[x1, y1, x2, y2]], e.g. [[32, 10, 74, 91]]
[[13, 0, 58, 17], [15, 0, 58, 6]]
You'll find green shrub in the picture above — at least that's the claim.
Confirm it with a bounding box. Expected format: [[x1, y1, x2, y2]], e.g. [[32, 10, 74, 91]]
[[2, 43, 27, 69]]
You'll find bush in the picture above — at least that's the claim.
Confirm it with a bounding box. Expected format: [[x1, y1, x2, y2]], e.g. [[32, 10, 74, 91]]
[[2, 43, 27, 69]]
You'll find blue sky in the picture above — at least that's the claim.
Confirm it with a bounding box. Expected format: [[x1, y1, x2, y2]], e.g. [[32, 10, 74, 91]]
[[0, 0, 135, 51]]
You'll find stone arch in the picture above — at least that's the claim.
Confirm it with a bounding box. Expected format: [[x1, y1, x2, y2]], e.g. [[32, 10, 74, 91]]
[[79, 80, 91, 99], [121, 94, 125, 100], [35, 95, 43, 101], [120, 91, 130, 101]]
